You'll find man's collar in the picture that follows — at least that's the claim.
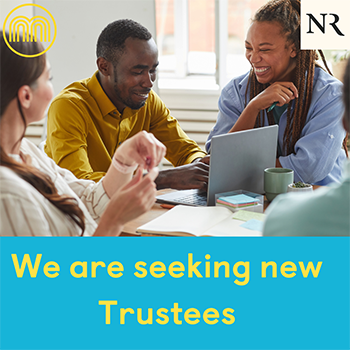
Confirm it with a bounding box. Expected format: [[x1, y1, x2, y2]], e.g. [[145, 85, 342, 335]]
[[87, 71, 148, 118], [87, 71, 119, 117]]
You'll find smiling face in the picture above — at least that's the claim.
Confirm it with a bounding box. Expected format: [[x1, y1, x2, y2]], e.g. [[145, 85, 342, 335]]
[[245, 21, 297, 85], [105, 37, 159, 112]]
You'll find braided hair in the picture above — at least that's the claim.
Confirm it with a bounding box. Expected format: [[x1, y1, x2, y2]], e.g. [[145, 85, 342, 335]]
[[247, 0, 347, 156]]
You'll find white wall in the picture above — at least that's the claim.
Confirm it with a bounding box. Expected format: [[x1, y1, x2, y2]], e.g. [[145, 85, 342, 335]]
[[38, 0, 156, 94], [1, 0, 156, 94], [0, 0, 33, 22], [35, 0, 156, 94]]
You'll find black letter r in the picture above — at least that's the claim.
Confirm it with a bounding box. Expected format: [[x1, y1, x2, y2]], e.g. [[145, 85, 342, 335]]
[[329, 14, 345, 36]]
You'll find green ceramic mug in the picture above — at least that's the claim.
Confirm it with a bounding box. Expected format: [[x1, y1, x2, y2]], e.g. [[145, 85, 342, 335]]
[[264, 168, 294, 202]]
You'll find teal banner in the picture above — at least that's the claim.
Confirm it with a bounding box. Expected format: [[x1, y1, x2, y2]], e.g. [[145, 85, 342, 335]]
[[0, 237, 349, 350]]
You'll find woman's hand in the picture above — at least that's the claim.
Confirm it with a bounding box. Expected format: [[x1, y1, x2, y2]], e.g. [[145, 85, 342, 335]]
[[249, 82, 298, 112], [94, 167, 159, 236], [114, 131, 166, 170], [103, 131, 166, 198]]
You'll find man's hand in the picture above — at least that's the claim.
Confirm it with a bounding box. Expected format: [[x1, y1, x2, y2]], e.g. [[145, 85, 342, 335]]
[[155, 161, 210, 190], [192, 155, 210, 165]]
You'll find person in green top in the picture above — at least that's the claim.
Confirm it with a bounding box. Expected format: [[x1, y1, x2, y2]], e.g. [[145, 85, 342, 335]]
[[263, 57, 350, 236]]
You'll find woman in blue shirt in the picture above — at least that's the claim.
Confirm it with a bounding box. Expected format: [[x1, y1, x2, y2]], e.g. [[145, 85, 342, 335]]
[[206, 0, 346, 185]]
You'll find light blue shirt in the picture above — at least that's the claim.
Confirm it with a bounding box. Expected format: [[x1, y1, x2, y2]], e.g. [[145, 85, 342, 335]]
[[206, 67, 346, 185], [262, 160, 350, 236]]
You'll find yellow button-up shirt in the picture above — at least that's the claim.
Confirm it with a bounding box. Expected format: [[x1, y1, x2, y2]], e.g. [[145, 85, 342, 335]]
[[45, 72, 206, 181]]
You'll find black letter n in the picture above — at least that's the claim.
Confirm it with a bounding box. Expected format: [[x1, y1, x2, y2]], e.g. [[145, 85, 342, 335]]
[[307, 13, 326, 33]]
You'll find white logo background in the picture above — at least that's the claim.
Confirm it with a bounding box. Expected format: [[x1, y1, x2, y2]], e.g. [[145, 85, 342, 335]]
[[301, 0, 350, 49]]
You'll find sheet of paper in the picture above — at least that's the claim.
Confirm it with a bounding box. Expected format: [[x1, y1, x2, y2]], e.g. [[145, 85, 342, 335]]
[[204, 216, 262, 237]]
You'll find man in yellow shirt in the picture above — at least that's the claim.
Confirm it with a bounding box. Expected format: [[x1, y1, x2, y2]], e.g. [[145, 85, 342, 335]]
[[45, 19, 209, 189]]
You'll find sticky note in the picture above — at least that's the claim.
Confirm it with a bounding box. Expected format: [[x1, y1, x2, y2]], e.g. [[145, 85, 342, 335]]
[[218, 194, 258, 205], [240, 219, 264, 232]]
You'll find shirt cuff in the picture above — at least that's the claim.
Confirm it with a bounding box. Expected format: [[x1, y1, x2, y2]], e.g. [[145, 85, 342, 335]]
[[278, 156, 303, 183], [185, 151, 207, 164], [92, 179, 110, 219]]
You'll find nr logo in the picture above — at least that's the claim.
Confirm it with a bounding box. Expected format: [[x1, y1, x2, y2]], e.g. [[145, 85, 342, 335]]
[[300, 0, 349, 50], [2, 3, 57, 57], [306, 13, 345, 36]]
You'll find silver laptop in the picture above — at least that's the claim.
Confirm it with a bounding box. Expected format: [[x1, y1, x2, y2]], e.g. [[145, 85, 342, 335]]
[[156, 125, 278, 206]]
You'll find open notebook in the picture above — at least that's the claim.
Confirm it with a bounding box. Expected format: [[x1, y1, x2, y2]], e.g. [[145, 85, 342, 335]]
[[136, 205, 265, 237]]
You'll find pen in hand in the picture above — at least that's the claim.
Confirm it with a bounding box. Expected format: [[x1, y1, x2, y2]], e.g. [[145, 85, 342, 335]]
[[267, 87, 296, 113], [267, 101, 278, 112]]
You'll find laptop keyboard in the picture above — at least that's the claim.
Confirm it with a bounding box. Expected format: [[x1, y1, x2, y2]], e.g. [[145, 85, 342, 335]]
[[172, 192, 208, 206]]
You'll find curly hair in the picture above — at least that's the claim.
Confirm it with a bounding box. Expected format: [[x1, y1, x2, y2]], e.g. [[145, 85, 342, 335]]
[[246, 0, 347, 156], [96, 19, 152, 64]]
